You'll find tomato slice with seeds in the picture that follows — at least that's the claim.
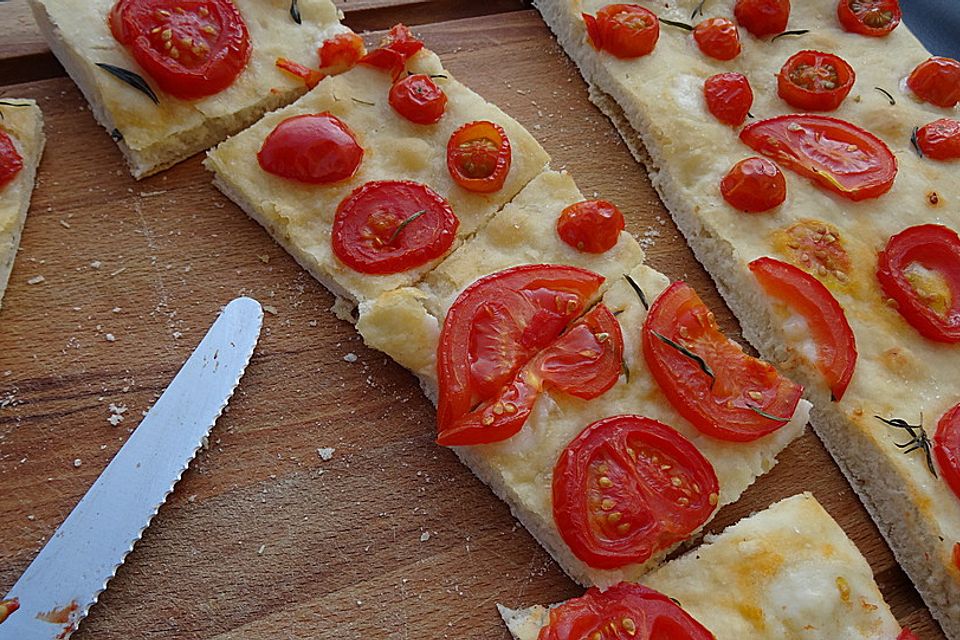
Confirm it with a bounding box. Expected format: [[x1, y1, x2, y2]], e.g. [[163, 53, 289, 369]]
[[934, 402, 960, 504], [318, 32, 365, 74], [553, 415, 720, 569], [837, 0, 901, 36], [108, 0, 251, 100], [704, 72, 753, 127], [0, 130, 23, 190], [907, 57, 960, 108], [446, 121, 511, 193], [721, 157, 786, 212], [359, 24, 424, 81], [917, 118, 960, 162], [583, 4, 660, 59], [332, 180, 458, 275], [750, 257, 857, 401], [257, 113, 363, 184], [389, 74, 447, 125], [740, 114, 897, 201], [536, 582, 716, 640], [877, 224, 960, 343], [643, 281, 803, 441], [734, 0, 790, 37], [557, 199, 626, 254], [777, 50, 855, 112], [693, 17, 742, 61], [776, 219, 852, 282]]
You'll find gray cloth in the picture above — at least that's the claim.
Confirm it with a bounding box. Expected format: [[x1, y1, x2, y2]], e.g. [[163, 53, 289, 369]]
[[902, 0, 960, 59]]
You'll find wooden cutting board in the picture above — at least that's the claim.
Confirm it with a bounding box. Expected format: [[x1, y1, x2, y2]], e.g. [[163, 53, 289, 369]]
[[0, 5, 944, 639]]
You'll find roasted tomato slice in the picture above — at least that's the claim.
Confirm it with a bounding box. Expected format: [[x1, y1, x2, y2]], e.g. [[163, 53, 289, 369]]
[[907, 57, 960, 108], [750, 257, 857, 400], [359, 24, 424, 81], [553, 415, 720, 569], [704, 72, 753, 127], [557, 200, 626, 254], [934, 403, 960, 503], [318, 32, 365, 74], [734, 0, 790, 37], [332, 180, 458, 275], [389, 74, 447, 125], [694, 17, 742, 61], [877, 224, 960, 343], [837, 0, 901, 36], [447, 121, 511, 193], [777, 50, 855, 112], [643, 282, 803, 441], [917, 119, 960, 162], [257, 113, 363, 184], [108, 0, 251, 100], [583, 4, 660, 59], [776, 219, 852, 282], [721, 157, 786, 212], [0, 130, 23, 190], [537, 582, 716, 640], [740, 114, 897, 201]]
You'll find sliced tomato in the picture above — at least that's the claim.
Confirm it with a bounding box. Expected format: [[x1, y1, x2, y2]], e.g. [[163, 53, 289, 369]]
[[108, 0, 250, 100], [332, 181, 458, 275], [750, 257, 857, 400], [777, 50, 855, 112], [704, 72, 753, 126], [734, 0, 790, 37], [446, 121, 511, 193], [257, 113, 362, 184], [0, 130, 23, 190], [837, 0, 901, 36], [907, 57, 960, 108], [582, 4, 660, 59], [553, 415, 719, 569], [643, 281, 803, 441], [275, 57, 324, 89], [721, 157, 786, 212], [877, 224, 960, 343], [318, 32, 365, 73], [359, 24, 424, 81], [537, 582, 716, 640], [777, 219, 852, 281], [693, 17, 741, 61], [934, 403, 960, 504], [917, 118, 960, 161], [740, 114, 897, 201], [557, 200, 626, 253], [389, 74, 447, 125]]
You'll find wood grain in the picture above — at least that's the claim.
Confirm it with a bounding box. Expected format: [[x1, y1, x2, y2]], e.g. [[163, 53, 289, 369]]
[[0, 9, 944, 640]]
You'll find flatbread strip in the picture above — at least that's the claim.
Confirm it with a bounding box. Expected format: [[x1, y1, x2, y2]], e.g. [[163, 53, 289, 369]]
[[533, 0, 960, 635]]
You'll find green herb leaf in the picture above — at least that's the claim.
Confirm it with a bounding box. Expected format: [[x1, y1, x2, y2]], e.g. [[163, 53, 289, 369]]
[[746, 404, 791, 422], [623, 274, 649, 310], [911, 127, 924, 158], [771, 29, 810, 42], [290, 0, 302, 24], [651, 331, 715, 386], [659, 17, 694, 31], [875, 415, 937, 476], [96, 63, 159, 105], [874, 86, 896, 106], [691, 0, 707, 20], [387, 210, 427, 244], [351, 97, 376, 106]]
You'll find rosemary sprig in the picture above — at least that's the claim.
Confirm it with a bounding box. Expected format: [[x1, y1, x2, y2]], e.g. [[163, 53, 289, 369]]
[[622, 356, 631, 382], [351, 97, 376, 106], [651, 331, 715, 386], [691, 0, 707, 20], [290, 0, 302, 24], [771, 29, 810, 42], [387, 210, 427, 244], [910, 127, 924, 158], [659, 17, 694, 31], [96, 63, 159, 104], [623, 274, 649, 310], [874, 86, 896, 106], [747, 404, 791, 422], [875, 415, 937, 476]]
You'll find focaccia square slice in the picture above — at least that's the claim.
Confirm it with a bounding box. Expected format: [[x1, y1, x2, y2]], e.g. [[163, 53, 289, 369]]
[[501, 493, 907, 640], [0, 100, 46, 310], [29, 0, 351, 178], [206, 48, 550, 312]]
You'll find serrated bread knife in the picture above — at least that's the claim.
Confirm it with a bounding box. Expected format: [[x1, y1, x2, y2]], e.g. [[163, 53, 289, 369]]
[[0, 297, 263, 640]]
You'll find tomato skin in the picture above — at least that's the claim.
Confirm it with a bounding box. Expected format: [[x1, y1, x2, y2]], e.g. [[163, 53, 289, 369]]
[[389, 74, 447, 125], [740, 114, 897, 201], [704, 72, 753, 126], [446, 121, 511, 193], [359, 24, 424, 81], [750, 257, 857, 400], [694, 17, 742, 61], [934, 403, 960, 506], [553, 415, 720, 569], [109, 0, 251, 100], [917, 118, 960, 161], [777, 219, 852, 282], [0, 130, 23, 190], [557, 200, 626, 254], [537, 582, 716, 640], [896, 630, 919, 640], [907, 57, 960, 108], [877, 224, 960, 343], [837, 0, 901, 36], [275, 57, 324, 89], [318, 32, 365, 73], [643, 281, 803, 441], [257, 113, 362, 184], [734, 0, 790, 37], [721, 157, 786, 212], [777, 50, 855, 112], [582, 4, 660, 59]]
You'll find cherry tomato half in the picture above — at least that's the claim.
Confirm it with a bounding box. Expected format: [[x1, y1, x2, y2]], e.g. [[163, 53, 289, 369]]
[[331, 180, 458, 275], [257, 113, 363, 184], [734, 0, 790, 37], [721, 157, 787, 212], [740, 114, 897, 201], [446, 121, 511, 193], [583, 4, 660, 59], [877, 224, 960, 343], [694, 17, 742, 61], [643, 281, 803, 441], [537, 582, 716, 640], [557, 200, 626, 253], [837, 0, 901, 37], [704, 72, 753, 126], [318, 32, 365, 74], [0, 130, 23, 190], [934, 403, 960, 505], [108, 0, 251, 100], [907, 57, 960, 108], [777, 50, 856, 112], [359, 24, 424, 81], [389, 74, 447, 125], [917, 119, 960, 161], [897, 630, 920, 640], [553, 415, 720, 569]]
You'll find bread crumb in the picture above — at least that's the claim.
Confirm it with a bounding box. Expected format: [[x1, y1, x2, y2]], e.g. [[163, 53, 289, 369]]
[[343, 353, 358, 363], [108, 403, 127, 426], [73, 458, 82, 468], [257, 544, 266, 555], [104, 333, 116, 342], [59, 220, 71, 229], [90, 261, 102, 269], [317, 447, 335, 461], [263, 305, 279, 315], [420, 531, 431, 542], [27, 275, 45, 285]]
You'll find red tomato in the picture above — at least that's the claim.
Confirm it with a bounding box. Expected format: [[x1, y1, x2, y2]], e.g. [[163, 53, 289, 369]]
[[917, 118, 960, 161], [275, 57, 324, 89], [643, 281, 803, 441], [257, 113, 362, 184], [721, 157, 786, 212], [740, 114, 897, 201], [734, 0, 790, 37], [331, 180, 458, 275], [935, 403, 960, 505], [896, 630, 920, 640], [955, 543, 960, 573], [877, 224, 960, 343], [704, 72, 753, 126], [750, 257, 857, 400], [446, 121, 511, 193], [582, 4, 660, 59], [778, 219, 852, 281], [318, 32, 364, 73], [553, 415, 720, 569], [359, 24, 424, 81], [556, 200, 626, 253], [108, 0, 250, 100], [777, 50, 855, 111], [389, 74, 447, 125], [0, 130, 23, 190], [537, 582, 716, 640], [837, 0, 901, 36], [693, 17, 742, 61], [907, 57, 960, 108]]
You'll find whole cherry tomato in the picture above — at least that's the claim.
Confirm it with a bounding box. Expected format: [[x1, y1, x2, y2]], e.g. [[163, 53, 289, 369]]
[[917, 119, 960, 161], [704, 72, 753, 126], [721, 157, 787, 212], [693, 17, 742, 61], [389, 74, 447, 125], [907, 57, 960, 108], [734, 0, 790, 37], [257, 113, 363, 184], [582, 4, 660, 59], [556, 199, 626, 253]]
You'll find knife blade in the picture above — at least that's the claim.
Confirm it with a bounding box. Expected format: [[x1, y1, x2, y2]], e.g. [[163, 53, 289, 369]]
[[0, 296, 263, 640]]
